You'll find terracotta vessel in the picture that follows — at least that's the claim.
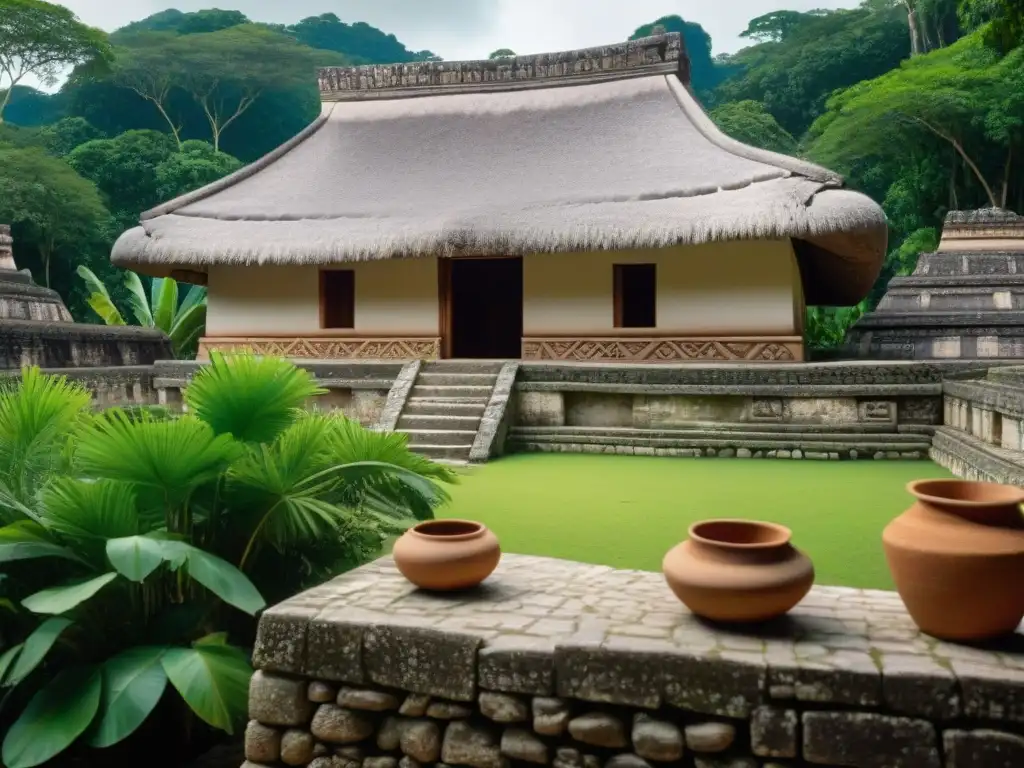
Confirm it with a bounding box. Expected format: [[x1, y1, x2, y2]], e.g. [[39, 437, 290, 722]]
[[883, 479, 1024, 641], [662, 519, 814, 623], [392, 519, 501, 591]]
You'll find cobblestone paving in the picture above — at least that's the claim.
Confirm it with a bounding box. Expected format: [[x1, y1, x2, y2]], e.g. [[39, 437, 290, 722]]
[[254, 554, 1024, 724]]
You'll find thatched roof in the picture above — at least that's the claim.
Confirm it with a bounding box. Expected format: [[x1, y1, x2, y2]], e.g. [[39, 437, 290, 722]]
[[112, 32, 887, 306]]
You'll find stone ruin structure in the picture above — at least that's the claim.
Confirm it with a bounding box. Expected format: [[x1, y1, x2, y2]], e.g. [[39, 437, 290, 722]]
[[0, 223, 171, 370], [846, 208, 1024, 359], [243, 555, 1024, 768]]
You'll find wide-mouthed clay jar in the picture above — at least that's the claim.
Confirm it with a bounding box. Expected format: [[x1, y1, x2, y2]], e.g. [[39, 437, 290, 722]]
[[392, 519, 501, 591], [883, 478, 1024, 641], [663, 519, 815, 623]]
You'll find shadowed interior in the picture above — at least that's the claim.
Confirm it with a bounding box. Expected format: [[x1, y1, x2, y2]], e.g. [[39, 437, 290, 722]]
[[690, 520, 791, 547], [413, 519, 483, 537], [912, 478, 1024, 504]]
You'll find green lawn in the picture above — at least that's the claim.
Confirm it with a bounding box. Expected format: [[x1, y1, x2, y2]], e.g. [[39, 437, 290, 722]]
[[438, 454, 954, 590]]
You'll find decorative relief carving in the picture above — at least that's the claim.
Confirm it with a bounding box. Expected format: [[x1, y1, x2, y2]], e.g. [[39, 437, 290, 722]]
[[520, 337, 801, 363], [859, 400, 896, 422], [198, 337, 441, 360], [751, 399, 784, 420], [898, 397, 942, 425]]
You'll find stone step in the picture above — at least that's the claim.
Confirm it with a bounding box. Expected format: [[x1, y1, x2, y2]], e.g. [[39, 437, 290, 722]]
[[416, 372, 499, 387], [420, 360, 506, 374], [930, 426, 1024, 484], [514, 422, 934, 436], [409, 444, 474, 462], [404, 397, 488, 413], [512, 427, 931, 444], [401, 429, 479, 447], [409, 385, 493, 400], [510, 441, 931, 459], [397, 414, 483, 431]]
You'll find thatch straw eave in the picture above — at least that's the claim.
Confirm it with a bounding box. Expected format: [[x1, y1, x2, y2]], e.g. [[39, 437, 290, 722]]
[[111, 32, 887, 307]]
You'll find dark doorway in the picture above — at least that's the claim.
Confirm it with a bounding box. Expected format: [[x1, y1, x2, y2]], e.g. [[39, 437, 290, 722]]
[[445, 257, 523, 359]]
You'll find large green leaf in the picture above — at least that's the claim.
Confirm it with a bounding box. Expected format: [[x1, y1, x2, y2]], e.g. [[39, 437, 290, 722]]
[[151, 277, 178, 336], [1, 665, 102, 768], [76, 266, 126, 326], [88, 647, 168, 748], [183, 351, 325, 443], [73, 410, 242, 507], [5, 617, 73, 687], [124, 271, 154, 328], [22, 573, 118, 615], [184, 547, 265, 615], [0, 521, 84, 565], [168, 301, 206, 359], [161, 644, 252, 733], [0, 643, 23, 686], [106, 536, 164, 582]]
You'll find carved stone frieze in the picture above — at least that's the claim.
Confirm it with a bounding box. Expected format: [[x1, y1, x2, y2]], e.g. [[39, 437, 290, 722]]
[[520, 337, 802, 363], [898, 397, 942, 425], [198, 337, 441, 360], [751, 399, 784, 420], [859, 400, 896, 423]]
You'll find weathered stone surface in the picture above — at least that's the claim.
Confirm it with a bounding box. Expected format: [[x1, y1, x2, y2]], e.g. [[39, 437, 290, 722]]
[[583, 755, 601, 768], [500, 727, 548, 764], [399, 693, 431, 717], [943, 729, 1024, 767], [400, 719, 442, 762], [881, 653, 960, 719], [750, 707, 797, 758], [684, 723, 735, 754], [364, 758, 399, 768], [557, 645, 663, 708], [378, 717, 402, 751], [307, 758, 338, 768], [245, 721, 281, 763], [305, 616, 365, 683], [553, 747, 584, 768], [803, 712, 939, 768], [442, 721, 507, 768], [337, 687, 400, 711], [249, 672, 315, 726], [280, 729, 316, 766], [479, 692, 529, 723], [427, 701, 474, 719], [605, 755, 651, 768], [568, 713, 628, 748], [309, 681, 338, 703], [533, 696, 571, 735], [693, 759, 757, 768], [768, 652, 881, 706], [310, 705, 375, 744], [479, 634, 555, 694], [632, 715, 683, 762], [396, 758, 418, 768], [664, 654, 764, 718], [364, 625, 481, 701], [952, 661, 1024, 723]]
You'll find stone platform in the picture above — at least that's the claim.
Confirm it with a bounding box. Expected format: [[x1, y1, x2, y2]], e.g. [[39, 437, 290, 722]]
[[247, 555, 1024, 768]]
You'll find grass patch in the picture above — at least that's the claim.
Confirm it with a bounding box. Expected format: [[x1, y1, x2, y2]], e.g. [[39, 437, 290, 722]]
[[438, 453, 954, 590]]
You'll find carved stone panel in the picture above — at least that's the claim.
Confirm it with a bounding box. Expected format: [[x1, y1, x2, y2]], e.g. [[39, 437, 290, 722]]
[[897, 397, 942, 425], [751, 399, 784, 421], [858, 400, 896, 424]]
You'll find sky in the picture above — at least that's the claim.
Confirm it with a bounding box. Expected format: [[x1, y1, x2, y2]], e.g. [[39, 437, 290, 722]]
[[53, 0, 864, 60]]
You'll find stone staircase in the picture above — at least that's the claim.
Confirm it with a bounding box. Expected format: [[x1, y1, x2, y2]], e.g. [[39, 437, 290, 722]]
[[396, 361, 506, 463]]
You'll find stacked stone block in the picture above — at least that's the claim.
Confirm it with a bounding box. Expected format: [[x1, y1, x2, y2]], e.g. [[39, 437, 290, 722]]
[[244, 555, 1024, 768]]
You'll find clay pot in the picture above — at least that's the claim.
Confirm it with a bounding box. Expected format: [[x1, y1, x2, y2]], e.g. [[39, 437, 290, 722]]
[[662, 519, 814, 623], [883, 478, 1024, 641], [392, 519, 501, 591]]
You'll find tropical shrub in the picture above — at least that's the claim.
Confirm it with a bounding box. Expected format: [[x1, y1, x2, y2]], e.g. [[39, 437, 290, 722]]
[[77, 265, 207, 359], [0, 354, 455, 767]]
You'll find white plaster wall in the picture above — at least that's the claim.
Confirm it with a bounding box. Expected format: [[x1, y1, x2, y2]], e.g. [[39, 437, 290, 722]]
[[205, 258, 439, 336], [522, 240, 800, 335]]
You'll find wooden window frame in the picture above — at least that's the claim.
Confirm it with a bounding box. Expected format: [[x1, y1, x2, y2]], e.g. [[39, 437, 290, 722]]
[[613, 263, 657, 329], [319, 269, 355, 329]]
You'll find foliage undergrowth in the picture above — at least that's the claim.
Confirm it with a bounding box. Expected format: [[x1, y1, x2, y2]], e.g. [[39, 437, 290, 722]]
[[0, 353, 456, 768]]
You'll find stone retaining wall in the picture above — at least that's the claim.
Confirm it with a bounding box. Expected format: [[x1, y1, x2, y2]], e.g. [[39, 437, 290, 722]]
[[245, 555, 1024, 768]]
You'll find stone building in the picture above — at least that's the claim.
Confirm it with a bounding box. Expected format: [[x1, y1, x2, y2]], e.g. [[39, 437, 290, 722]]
[[112, 32, 887, 364], [846, 208, 1024, 359]]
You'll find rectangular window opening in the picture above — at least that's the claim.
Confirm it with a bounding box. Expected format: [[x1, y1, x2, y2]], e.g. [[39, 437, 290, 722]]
[[613, 264, 656, 329], [321, 269, 355, 329]]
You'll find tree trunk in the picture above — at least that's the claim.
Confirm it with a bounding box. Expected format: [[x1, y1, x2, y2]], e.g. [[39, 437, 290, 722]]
[[904, 2, 922, 55], [909, 115, 1000, 208], [949, 149, 959, 209], [1002, 147, 1013, 209]]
